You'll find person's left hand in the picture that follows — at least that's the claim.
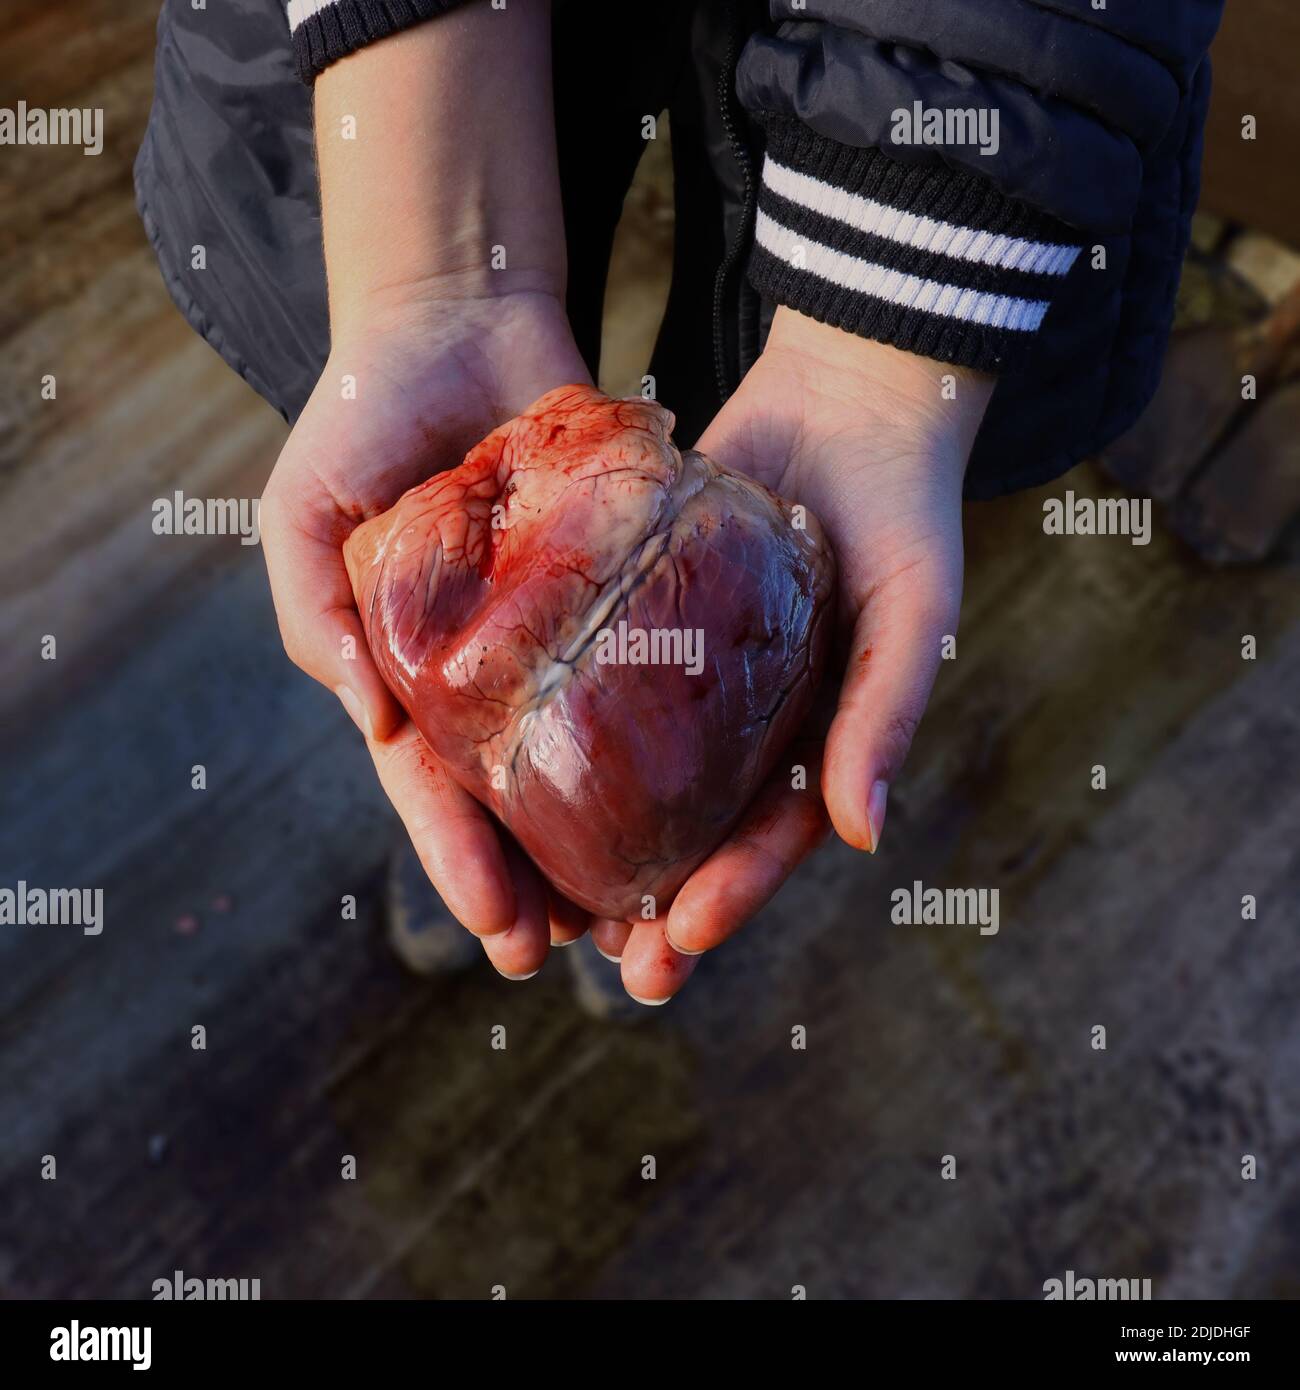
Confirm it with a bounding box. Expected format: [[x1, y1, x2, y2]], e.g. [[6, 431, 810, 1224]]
[[597, 306, 994, 1003]]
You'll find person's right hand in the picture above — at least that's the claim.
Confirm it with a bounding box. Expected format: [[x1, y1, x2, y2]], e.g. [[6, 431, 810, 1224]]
[[260, 289, 595, 977], [261, 0, 590, 977]]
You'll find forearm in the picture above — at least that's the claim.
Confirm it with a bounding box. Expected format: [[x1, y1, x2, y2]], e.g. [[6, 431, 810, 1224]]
[[313, 0, 566, 339]]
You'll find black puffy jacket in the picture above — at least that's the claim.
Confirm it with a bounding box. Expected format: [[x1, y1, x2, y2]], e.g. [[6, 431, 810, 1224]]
[[136, 0, 1225, 497]]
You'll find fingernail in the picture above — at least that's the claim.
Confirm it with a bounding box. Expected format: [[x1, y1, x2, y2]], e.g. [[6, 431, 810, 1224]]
[[496, 968, 539, 981], [594, 945, 623, 963], [665, 934, 704, 957], [866, 779, 889, 854], [550, 936, 579, 948], [334, 684, 372, 740], [626, 991, 670, 1007]]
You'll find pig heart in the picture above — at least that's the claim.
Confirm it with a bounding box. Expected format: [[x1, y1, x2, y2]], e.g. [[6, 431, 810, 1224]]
[[344, 384, 835, 921]]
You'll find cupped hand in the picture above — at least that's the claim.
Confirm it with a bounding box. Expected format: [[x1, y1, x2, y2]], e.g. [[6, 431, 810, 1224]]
[[259, 291, 595, 977], [614, 306, 994, 1002]]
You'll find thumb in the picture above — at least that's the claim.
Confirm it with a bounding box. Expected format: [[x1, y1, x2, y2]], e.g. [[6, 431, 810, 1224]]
[[822, 556, 961, 853], [260, 489, 405, 742]]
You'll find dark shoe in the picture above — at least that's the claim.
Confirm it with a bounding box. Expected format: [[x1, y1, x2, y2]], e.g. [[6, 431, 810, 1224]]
[[385, 840, 481, 977]]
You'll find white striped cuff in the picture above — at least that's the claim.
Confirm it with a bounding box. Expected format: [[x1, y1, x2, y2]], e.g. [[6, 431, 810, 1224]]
[[748, 122, 1085, 373], [286, 0, 473, 83]]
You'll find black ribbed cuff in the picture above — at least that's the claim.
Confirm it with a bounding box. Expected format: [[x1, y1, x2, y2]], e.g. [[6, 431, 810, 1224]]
[[748, 116, 1084, 373], [288, 0, 478, 83]]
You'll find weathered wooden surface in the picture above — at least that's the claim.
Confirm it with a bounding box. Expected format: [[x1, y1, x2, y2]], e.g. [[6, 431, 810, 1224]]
[[2, 1, 1298, 1300], [0, 0, 292, 733]]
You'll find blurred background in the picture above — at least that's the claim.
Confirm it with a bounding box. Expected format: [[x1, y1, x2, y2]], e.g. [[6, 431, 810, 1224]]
[[2, 1, 1298, 1299]]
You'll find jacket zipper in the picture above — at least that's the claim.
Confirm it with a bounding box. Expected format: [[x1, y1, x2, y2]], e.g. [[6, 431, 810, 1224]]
[[711, 0, 758, 405]]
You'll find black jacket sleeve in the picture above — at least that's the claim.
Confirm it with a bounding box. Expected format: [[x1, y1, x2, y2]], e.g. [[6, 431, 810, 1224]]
[[736, 0, 1226, 373], [286, 0, 477, 83]]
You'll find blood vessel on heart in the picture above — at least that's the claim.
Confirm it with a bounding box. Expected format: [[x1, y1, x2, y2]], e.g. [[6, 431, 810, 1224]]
[[345, 384, 835, 920]]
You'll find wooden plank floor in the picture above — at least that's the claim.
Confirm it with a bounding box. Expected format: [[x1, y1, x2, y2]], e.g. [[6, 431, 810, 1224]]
[[2, 1, 1298, 1299]]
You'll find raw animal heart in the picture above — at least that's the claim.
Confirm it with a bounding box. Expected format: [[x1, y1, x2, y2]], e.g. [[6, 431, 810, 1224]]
[[345, 385, 835, 920]]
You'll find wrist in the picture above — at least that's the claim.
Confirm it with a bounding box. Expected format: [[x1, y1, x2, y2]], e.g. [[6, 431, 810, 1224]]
[[325, 283, 575, 360], [764, 306, 994, 465], [329, 272, 568, 348], [320, 289, 589, 429]]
